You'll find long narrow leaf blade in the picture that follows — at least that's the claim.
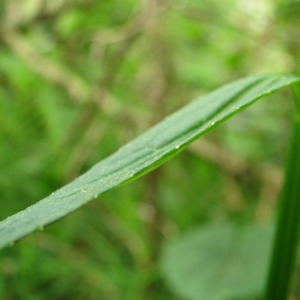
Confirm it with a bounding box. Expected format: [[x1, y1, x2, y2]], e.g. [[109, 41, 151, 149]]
[[0, 74, 299, 249]]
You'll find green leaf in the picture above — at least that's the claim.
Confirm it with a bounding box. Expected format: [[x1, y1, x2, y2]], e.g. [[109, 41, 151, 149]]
[[160, 222, 275, 300], [264, 82, 300, 300], [0, 74, 299, 249]]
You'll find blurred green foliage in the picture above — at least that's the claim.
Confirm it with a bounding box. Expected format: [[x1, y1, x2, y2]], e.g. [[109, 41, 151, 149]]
[[0, 0, 299, 299]]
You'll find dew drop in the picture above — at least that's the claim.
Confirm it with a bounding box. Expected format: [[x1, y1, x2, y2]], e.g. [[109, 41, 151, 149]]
[[210, 121, 215, 126], [175, 145, 180, 149]]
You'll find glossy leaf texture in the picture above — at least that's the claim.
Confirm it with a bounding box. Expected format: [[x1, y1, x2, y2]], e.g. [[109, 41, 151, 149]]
[[0, 74, 299, 249]]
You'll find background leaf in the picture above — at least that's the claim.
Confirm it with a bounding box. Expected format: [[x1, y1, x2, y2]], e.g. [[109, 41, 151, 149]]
[[160, 222, 275, 300]]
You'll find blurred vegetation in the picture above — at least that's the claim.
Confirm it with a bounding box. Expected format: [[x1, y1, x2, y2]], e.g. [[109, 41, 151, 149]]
[[0, 0, 299, 299]]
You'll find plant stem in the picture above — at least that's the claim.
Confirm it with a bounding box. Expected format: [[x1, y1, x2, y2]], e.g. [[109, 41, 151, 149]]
[[264, 84, 300, 300]]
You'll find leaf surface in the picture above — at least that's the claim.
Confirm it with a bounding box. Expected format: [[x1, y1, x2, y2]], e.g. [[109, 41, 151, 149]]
[[0, 74, 299, 249], [161, 223, 274, 300]]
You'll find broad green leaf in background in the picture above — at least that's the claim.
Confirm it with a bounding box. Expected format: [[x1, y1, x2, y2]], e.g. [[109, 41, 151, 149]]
[[160, 222, 275, 300], [0, 74, 299, 249]]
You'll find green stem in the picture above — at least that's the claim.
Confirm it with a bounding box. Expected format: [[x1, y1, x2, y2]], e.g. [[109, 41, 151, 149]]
[[264, 84, 300, 300]]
